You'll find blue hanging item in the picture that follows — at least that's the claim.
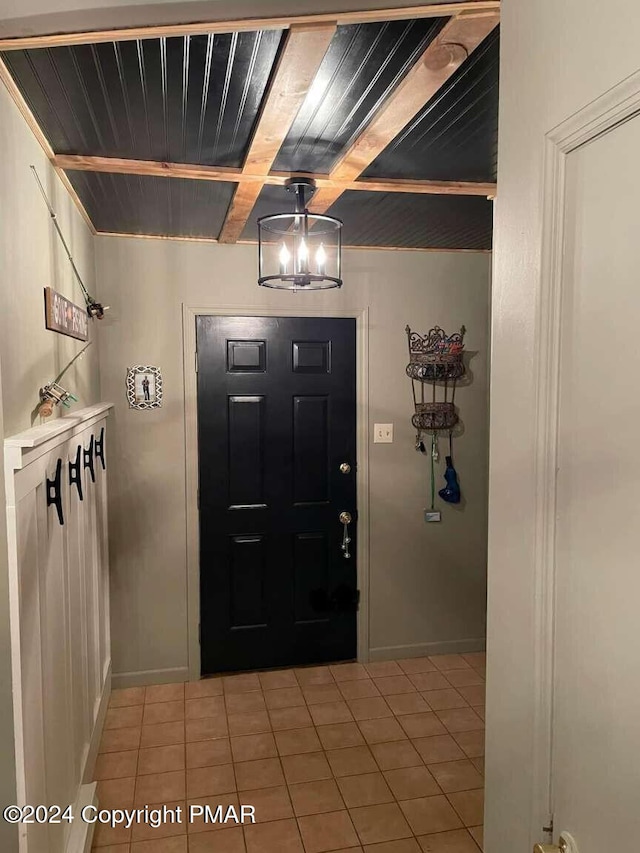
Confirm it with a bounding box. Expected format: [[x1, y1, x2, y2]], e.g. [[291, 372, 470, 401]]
[[439, 434, 461, 504], [439, 456, 461, 504]]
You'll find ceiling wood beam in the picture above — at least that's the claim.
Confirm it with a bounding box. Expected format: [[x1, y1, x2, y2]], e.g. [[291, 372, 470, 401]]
[[54, 155, 254, 183], [309, 11, 500, 215], [96, 230, 490, 253], [0, 2, 500, 51], [53, 154, 496, 198], [217, 22, 337, 244], [348, 176, 495, 197]]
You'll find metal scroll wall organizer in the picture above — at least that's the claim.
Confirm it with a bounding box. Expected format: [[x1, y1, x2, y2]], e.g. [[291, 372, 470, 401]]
[[406, 325, 466, 523]]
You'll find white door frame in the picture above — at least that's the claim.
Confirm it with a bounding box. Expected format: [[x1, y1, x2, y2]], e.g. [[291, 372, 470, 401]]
[[182, 304, 370, 681], [528, 69, 640, 841]]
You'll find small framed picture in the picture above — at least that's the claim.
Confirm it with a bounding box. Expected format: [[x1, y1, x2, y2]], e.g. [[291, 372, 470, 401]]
[[126, 366, 163, 410]]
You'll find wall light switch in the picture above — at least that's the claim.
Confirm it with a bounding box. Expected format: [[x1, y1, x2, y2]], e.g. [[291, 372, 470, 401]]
[[374, 423, 393, 443]]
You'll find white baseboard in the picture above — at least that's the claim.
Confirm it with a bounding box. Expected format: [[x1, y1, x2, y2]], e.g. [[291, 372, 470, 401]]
[[112, 666, 190, 689], [82, 663, 111, 785], [368, 638, 486, 662], [65, 781, 96, 853]]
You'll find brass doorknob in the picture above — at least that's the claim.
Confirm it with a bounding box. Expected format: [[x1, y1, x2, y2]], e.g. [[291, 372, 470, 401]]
[[339, 511, 352, 525], [339, 462, 351, 474], [534, 833, 577, 853]]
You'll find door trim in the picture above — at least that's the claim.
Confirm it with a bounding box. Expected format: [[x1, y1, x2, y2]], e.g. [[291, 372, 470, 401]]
[[182, 304, 370, 681], [531, 69, 640, 839]]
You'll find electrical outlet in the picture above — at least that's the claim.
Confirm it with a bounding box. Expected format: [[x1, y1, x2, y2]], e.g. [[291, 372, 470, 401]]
[[373, 423, 393, 443]]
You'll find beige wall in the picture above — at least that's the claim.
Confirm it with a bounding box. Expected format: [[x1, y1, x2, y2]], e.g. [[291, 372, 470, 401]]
[[0, 80, 100, 851], [0, 83, 101, 437], [486, 0, 640, 848], [95, 237, 490, 683]]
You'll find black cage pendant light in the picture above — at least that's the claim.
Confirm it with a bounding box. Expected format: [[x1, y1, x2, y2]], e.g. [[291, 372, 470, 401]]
[[257, 177, 343, 290]]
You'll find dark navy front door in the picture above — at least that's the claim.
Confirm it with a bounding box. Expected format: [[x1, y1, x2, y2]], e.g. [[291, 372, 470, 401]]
[[196, 315, 357, 674]]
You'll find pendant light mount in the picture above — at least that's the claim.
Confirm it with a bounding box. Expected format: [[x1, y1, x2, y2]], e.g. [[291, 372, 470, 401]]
[[257, 177, 343, 291]]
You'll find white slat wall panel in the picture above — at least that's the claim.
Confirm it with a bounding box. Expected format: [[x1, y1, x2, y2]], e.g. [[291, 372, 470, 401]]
[[4, 404, 113, 853]]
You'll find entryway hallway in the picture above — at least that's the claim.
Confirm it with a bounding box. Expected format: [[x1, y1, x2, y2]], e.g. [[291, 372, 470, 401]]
[[94, 654, 485, 852]]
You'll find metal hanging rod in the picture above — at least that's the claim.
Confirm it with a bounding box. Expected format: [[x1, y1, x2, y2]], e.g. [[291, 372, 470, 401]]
[[31, 165, 106, 319]]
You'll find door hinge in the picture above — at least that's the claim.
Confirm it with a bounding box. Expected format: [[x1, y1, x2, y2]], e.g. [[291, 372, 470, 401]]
[[355, 589, 361, 610], [198, 623, 201, 645], [195, 351, 198, 373]]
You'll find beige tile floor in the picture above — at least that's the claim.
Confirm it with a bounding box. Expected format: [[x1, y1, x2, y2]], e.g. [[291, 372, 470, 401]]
[[93, 652, 486, 853]]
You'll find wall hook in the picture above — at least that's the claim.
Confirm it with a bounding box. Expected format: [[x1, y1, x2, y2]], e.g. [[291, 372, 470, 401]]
[[84, 435, 95, 483], [46, 459, 64, 525], [94, 427, 106, 470], [69, 445, 83, 501]]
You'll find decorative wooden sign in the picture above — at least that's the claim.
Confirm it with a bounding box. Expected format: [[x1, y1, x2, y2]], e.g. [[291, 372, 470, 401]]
[[44, 286, 88, 341]]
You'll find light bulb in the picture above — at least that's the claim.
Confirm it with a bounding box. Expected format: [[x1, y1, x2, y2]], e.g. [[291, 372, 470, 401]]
[[279, 242, 290, 274], [316, 243, 327, 275], [297, 238, 308, 274]]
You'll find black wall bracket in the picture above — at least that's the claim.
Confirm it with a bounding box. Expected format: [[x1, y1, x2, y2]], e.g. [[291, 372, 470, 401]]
[[69, 445, 83, 501], [46, 458, 64, 525], [94, 427, 106, 470], [84, 435, 95, 483]]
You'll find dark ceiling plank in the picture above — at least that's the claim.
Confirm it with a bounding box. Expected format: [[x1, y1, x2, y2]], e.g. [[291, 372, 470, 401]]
[[218, 22, 337, 244], [53, 154, 496, 197], [0, 56, 96, 233], [0, 2, 500, 51], [309, 10, 500, 214]]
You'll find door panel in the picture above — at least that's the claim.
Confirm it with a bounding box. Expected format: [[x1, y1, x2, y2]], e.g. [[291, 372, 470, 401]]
[[227, 339, 266, 373], [293, 533, 330, 624], [229, 535, 267, 629], [197, 315, 357, 674], [551, 114, 640, 850], [293, 396, 330, 505], [293, 340, 331, 373], [227, 396, 266, 508]]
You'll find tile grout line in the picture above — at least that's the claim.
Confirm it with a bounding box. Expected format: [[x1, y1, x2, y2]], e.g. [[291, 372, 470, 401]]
[[97, 655, 485, 851]]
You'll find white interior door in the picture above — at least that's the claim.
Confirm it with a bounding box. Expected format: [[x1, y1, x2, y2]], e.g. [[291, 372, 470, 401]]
[[549, 111, 640, 851]]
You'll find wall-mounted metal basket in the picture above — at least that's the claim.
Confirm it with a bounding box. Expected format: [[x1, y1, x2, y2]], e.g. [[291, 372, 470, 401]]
[[405, 325, 466, 383], [405, 355, 465, 383], [406, 325, 466, 433], [411, 402, 459, 432]]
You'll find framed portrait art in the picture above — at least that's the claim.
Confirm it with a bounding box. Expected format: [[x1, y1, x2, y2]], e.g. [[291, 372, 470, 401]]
[[126, 365, 163, 410]]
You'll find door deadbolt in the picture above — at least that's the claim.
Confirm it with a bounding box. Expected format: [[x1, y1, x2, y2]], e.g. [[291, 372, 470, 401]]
[[339, 462, 351, 474]]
